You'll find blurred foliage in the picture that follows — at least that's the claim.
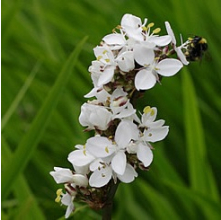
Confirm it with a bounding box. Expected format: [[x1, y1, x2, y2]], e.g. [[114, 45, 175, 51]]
[[1, 0, 221, 219]]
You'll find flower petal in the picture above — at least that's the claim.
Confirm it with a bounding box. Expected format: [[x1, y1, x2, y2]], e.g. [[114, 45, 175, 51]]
[[61, 194, 74, 218], [103, 33, 126, 50], [135, 69, 156, 90], [149, 35, 172, 46], [137, 144, 153, 167], [89, 166, 112, 187], [113, 102, 136, 119], [147, 119, 165, 128], [79, 103, 112, 130], [143, 126, 169, 142], [121, 14, 142, 29], [89, 158, 104, 171], [84, 88, 110, 102], [115, 120, 139, 148], [156, 58, 183, 76], [111, 151, 126, 175], [97, 65, 115, 87], [65, 203, 74, 219], [117, 51, 135, 72], [50, 167, 73, 184], [72, 174, 88, 187], [68, 150, 95, 167], [176, 47, 189, 65], [117, 164, 138, 183], [165, 21, 176, 44], [86, 136, 115, 158], [73, 165, 89, 175], [134, 44, 154, 66]]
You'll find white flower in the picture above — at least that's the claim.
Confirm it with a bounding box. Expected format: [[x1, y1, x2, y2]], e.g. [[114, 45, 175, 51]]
[[79, 103, 112, 130], [139, 106, 169, 142], [61, 193, 74, 218], [121, 14, 147, 41], [93, 46, 115, 66], [109, 88, 136, 119], [86, 120, 139, 187], [134, 44, 183, 90], [89, 46, 116, 87], [165, 21, 189, 65], [50, 167, 89, 218], [83, 88, 136, 120], [127, 106, 169, 167], [120, 14, 171, 48], [55, 188, 76, 218], [50, 167, 88, 186]]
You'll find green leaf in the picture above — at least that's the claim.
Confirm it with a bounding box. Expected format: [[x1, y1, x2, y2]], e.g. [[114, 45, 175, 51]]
[[182, 70, 219, 201], [1, 61, 41, 130], [1, 138, 45, 220], [120, 185, 152, 220], [136, 179, 180, 220], [164, 181, 221, 220], [1, 36, 88, 200]]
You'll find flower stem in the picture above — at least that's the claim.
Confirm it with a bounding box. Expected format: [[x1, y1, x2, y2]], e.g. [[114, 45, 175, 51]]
[[102, 201, 113, 220], [102, 181, 119, 220]]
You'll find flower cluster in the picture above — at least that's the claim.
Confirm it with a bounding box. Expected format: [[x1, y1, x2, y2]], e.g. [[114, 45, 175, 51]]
[[50, 13, 189, 218]]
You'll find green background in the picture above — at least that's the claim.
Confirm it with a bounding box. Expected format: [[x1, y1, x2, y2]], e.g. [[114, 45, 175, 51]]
[[2, 0, 221, 219]]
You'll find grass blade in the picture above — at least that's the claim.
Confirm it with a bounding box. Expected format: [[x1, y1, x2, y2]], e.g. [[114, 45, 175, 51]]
[[165, 180, 221, 219], [1, 138, 46, 220], [136, 179, 180, 220], [2, 36, 88, 200], [182, 69, 219, 201], [1, 61, 41, 130]]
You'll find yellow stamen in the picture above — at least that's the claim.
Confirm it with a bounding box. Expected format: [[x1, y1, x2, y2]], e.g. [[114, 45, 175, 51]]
[[143, 106, 151, 114], [116, 25, 121, 30], [105, 146, 109, 153], [102, 50, 108, 54], [147, 22, 154, 29], [55, 196, 61, 203], [105, 58, 110, 63], [56, 188, 63, 195], [83, 149, 87, 156], [142, 26, 148, 31], [97, 55, 102, 61], [153, 28, 161, 34], [143, 106, 155, 116], [150, 109, 155, 116], [55, 189, 63, 203]]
